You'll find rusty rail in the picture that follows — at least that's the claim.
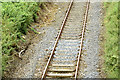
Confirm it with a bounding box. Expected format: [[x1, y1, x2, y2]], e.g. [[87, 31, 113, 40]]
[[74, 0, 90, 79], [41, 0, 74, 79]]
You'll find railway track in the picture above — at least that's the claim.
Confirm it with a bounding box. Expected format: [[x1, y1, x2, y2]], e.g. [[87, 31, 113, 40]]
[[41, 0, 90, 79]]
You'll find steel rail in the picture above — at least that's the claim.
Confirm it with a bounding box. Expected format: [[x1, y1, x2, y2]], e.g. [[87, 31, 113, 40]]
[[41, 0, 74, 79], [75, 0, 90, 79]]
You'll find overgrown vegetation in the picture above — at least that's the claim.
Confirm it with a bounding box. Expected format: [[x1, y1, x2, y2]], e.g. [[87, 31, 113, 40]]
[[104, 2, 119, 78], [1, 2, 43, 72]]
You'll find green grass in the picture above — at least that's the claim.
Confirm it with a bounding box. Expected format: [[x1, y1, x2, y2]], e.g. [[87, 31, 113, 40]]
[[1, 2, 43, 72], [104, 2, 119, 78]]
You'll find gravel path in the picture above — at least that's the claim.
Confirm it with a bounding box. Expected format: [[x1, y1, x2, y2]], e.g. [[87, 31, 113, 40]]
[[80, 2, 103, 78]]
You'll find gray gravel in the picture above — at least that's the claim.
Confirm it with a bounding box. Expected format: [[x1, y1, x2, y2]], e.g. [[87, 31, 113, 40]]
[[33, 2, 70, 78], [45, 2, 86, 78], [80, 2, 103, 78], [8, 2, 104, 78], [9, 2, 69, 78]]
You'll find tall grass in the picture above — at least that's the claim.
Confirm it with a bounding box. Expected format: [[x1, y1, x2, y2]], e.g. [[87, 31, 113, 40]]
[[104, 2, 119, 78], [2, 2, 42, 72], [0, 3, 2, 77]]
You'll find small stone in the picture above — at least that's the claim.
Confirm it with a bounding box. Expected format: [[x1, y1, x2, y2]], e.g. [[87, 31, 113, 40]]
[[58, 8, 61, 10], [45, 49, 48, 51], [34, 74, 37, 76]]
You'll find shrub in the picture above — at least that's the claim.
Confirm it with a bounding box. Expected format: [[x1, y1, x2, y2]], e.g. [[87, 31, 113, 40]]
[[2, 2, 42, 72]]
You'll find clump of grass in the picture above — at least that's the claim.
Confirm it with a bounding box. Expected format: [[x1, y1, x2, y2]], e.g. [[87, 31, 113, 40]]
[[104, 2, 119, 78]]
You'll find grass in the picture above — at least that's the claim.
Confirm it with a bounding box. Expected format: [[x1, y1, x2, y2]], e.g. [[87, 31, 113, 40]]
[[1, 2, 43, 73], [104, 2, 119, 78]]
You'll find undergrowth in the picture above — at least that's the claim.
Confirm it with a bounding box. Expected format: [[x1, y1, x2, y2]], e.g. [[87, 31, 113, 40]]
[[1, 2, 43, 72], [104, 2, 119, 78]]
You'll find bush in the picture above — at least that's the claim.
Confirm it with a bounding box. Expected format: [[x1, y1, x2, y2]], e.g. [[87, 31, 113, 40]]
[[2, 2, 42, 71]]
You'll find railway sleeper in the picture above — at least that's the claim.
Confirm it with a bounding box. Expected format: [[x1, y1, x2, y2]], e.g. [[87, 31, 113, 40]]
[[51, 60, 76, 64], [61, 32, 82, 35], [60, 35, 81, 38], [58, 41, 80, 44], [61, 34, 81, 37], [56, 45, 80, 49], [48, 66, 75, 72], [60, 36, 81, 38], [62, 31, 81, 34], [64, 24, 82, 27], [59, 39, 80, 42], [55, 47, 79, 51], [52, 58, 77, 62], [48, 66, 75, 69], [48, 46, 79, 50], [55, 49, 79, 52], [50, 63, 76, 67], [53, 53, 78, 57], [61, 32, 81, 35], [53, 55, 78, 58], [65, 22, 83, 25], [54, 51, 79, 54], [53, 55, 77, 59], [60, 37, 81, 39], [64, 26, 81, 29], [63, 28, 81, 31], [57, 43, 80, 45], [46, 72, 74, 77]]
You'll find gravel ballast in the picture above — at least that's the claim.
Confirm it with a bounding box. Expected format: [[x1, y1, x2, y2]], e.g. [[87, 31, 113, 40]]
[[80, 2, 103, 78], [5, 2, 104, 78]]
